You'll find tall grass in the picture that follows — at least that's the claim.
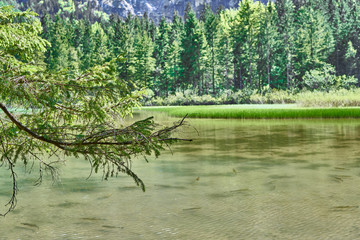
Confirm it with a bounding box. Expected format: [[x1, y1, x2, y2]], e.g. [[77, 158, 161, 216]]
[[144, 105, 360, 119], [297, 89, 360, 107], [144, 89, 360, 107]]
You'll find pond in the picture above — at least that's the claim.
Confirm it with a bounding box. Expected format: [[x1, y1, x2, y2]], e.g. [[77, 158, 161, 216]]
[[1, 112, 360, 239]]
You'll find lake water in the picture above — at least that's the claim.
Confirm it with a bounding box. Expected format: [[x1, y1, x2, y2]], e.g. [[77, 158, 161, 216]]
[[1, 112, 360, 239]]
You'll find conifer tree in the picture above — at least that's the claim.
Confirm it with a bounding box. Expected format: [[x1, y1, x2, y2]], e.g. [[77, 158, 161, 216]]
[[153, 16, 171, 96], [133, 31, 155, 89], [232, 0, 264, 89], [48, 15, 71, 71], [293, 3, 334, 85], [181, 5, 203, 92], [80, 19, 93, 70], [262, 1, 280, 88], [168, 11, 184, 93], [90, 22, 110, 66], [276, 0, 296, 89], [201, 4, 219, 95], [216, 9, 235, 91]]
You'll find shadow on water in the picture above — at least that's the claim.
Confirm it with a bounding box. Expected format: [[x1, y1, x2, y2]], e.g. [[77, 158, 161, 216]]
[[300, 163, 331, 170], [209, 188, 251, 199]]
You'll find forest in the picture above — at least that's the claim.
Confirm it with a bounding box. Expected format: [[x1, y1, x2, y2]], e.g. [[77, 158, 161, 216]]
[[3, 0, 360, 105]]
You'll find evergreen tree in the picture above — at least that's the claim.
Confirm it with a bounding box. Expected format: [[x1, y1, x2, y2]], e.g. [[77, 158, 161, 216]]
[[345, 40, 359, 77], [133, 31, 155, 89], [216, 9, 235, 91], [262, 1, 280, 88], [153, 16, 171, 96], [293, 3, 334, 86], [180, 5, 203, 92], [276, 0, 296, 89], [90, 22, 110, 66], [168, 11, 184, 93], [200, 4, 219, 95], [80, 19, 93, 70], [232, 0, 264, 89], [48, 15, 70, 71]]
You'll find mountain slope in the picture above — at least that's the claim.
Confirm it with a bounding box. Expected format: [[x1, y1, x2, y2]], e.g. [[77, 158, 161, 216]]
[[14, 0, 270, 22]]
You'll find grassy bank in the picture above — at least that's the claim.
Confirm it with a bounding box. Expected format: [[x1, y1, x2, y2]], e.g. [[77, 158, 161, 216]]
[[142, 105, 360, 119]]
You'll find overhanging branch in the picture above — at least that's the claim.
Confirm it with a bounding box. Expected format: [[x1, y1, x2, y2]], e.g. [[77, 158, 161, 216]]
[[0, 102, 191, 150]]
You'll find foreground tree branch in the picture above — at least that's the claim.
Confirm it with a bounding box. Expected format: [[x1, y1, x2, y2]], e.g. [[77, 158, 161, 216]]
[[0, 6, 191, 215]]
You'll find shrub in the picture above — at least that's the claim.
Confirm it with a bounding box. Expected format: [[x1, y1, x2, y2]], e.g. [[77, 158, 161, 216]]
[[302, 64, 357, 91], [265, 89, 296, 104], [150, 97, 165, 106], [250, 93, 265, 104], [334, 75, 357, 90], [140, 89, 155, 106], [164, 92, 189, 106], [234, 88, 254, 104], [197, 94, 218, 105], [219, 90, 237, 104], [303, 64, 336, 91]]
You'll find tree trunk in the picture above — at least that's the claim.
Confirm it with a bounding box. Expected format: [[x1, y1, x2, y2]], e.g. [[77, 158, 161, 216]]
[[248, 31, 252, 87], [266, 20, 271, 87]]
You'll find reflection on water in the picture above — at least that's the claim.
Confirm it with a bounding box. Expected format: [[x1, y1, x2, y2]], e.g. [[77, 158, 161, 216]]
[[1, 112, 360, 239]]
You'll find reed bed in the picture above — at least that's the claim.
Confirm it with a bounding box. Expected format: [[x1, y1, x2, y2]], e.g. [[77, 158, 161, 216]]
[[144, 105, 360, 119]]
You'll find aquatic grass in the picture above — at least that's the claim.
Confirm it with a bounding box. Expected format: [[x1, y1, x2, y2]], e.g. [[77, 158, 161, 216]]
[[142, 105, 360, 119]]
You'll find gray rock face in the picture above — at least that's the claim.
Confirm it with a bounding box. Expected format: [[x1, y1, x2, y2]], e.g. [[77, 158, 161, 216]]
[[100, 0, 269, 22]]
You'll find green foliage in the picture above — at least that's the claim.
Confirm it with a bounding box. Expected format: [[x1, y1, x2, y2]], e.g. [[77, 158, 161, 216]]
[[0, 0, 17, 8], [334, 75, 358, 90], [303, 64, 357, 91], [303, 64, 337, 91], [0, 6, 49, 62], [58, 0, 75, 14], [0, 6, 187, 215]]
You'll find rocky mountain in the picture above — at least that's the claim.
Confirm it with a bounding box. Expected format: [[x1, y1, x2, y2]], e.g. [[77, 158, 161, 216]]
[[101, 0, 269, 21], [15, 0, 270, 22]]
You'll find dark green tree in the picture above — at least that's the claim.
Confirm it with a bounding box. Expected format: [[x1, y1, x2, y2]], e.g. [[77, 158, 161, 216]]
[[133, 31, 155, 88], [168, 11, 184, 93], [200, 4, 219, 95], [153, 16, 171, 96], [293, 3, 334, 86], [181, 4, 204, 92], [276, 0, 296, 89], [216, 9, 235, 91]]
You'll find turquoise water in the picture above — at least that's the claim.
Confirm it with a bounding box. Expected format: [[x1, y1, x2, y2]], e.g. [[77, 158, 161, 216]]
[[1, 113, 360, 239]]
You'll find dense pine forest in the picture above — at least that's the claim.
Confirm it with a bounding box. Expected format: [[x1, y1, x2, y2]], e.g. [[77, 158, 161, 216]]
[[3, 0, 360, 105]]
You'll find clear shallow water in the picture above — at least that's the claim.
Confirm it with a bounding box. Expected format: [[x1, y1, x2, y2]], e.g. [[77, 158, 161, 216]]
[[1, 113, 360, 239]]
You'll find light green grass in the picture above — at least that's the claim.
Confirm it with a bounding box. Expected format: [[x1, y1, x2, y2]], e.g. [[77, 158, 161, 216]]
[[297, 89, 360, 107], [141, 105, 360, 119]]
